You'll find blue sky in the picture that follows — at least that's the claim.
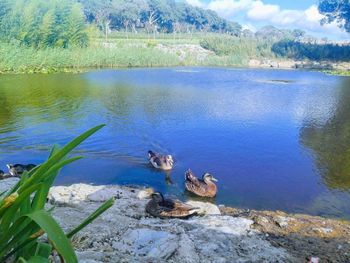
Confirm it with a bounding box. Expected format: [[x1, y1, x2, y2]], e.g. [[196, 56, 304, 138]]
[[263, 0, 315, 9], [186, 0, 349, 40]]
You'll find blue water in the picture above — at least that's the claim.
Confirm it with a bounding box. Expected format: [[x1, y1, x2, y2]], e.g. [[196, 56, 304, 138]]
[[0, 67, 349, 219]]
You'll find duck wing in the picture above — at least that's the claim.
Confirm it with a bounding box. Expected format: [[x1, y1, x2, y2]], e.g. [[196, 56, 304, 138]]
[[160, 199, 197, 218], [185, 170, 209, 195], [185, 170, 201, 186], [152, 156, 163, 167]]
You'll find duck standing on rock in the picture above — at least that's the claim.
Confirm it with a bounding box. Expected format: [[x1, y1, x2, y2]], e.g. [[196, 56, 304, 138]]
[[7, 163, 36, 177], [0, 170, 13, 180], [0, 170, 7, 179], [185, 169, 218, 197], [146, 192, 197, 219], [148, 151, 174, 170]]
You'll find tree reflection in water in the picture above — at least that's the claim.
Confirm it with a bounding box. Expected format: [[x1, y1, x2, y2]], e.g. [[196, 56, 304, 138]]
[[301, 77, 350, 191]]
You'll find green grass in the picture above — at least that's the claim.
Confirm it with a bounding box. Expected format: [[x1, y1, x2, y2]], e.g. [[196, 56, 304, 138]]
[[0, 33, 269, 74], [1, 33, 349, 74], [0, 42, 183, 73], [323, 70, 350, 76], [199, 35, 275, 59]]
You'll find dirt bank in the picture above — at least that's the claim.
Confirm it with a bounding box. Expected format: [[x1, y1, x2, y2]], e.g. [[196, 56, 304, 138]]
[[221, 206, 350, 262]]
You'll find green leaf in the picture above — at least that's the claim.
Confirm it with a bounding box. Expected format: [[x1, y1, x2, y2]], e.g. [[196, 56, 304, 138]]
[[18, 255, 49, 263], [0, 221, 40, 260], [24, 210, 77, 263], [67, 198, 115, 238], [34, 243, 52, 259], [31, 156, 82, 210], [0, 184, 42, 233], [20, 124, 104, 192]]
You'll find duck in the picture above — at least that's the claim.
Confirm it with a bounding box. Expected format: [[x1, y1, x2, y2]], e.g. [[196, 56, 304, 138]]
[[185, 169, 218, 197], [0, 170, 5, 179], [148, 151, 174, 170], [0, 170, 12, 180], [7, 163, 36, 177], [146, 192, 197, 219]]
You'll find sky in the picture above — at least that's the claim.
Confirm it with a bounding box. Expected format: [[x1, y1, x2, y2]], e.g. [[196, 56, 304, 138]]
[[185, 0, 350, 40]]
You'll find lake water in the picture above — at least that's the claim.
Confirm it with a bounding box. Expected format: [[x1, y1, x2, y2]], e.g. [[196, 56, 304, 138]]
[[1, 67, 350, 219]]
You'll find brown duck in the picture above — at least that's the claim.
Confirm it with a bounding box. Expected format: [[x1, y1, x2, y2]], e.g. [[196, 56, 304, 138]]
[[7, 164, 36, 177], [185, 169, 218, 197], [146, 192, 197, 219], [148, 151, 174, 170]]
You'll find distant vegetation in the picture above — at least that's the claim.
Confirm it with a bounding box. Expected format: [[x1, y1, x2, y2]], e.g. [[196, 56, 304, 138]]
[[0, 0, 241, 49], [0, 0, 349, 73], [0, 0, 89, 48], [272, 40, 350, 61], [199, 36, 274, 58]]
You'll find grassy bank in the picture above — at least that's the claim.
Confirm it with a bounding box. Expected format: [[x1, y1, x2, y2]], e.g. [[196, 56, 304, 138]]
[[0, 36, 260, 74], [323, 70, 350, 76], [0, 42, 182, 74], [1, 36, 349, 74]]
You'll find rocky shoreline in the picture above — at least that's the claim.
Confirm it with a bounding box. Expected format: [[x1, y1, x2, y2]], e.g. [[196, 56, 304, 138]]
[[1, 178, 349, 262]]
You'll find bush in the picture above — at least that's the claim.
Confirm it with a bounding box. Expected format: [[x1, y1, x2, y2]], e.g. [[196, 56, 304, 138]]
[[200, 36, 274, 58]]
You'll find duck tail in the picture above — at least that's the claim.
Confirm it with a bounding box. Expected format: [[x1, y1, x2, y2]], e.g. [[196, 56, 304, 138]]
[[185, 169, 194, 181]]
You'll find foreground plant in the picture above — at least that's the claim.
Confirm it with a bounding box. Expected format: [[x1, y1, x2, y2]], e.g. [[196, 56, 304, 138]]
[[0, 125, 114, 263]]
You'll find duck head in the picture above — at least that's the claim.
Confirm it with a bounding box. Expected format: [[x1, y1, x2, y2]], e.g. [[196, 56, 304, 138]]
[[7, 164, 16, 176], [165, 155, 174, 166], [203, 173, 218, 183], [151, 192, 165, 203], [148, 150, 155, 158]]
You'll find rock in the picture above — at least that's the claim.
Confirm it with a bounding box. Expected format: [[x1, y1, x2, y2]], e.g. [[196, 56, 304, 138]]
[[116, 228, 178, 259], [309, 257, 320, 263], [48, 184, 104, 205], [275, 216, 289, 228], [137, 188, 154, 199], [0, 177, 19, 193], [156, 44, 214, 62], [186, 201, 221, 215], [313, 227, 333, 234], [187, 215, 254, 235], [0, 179, 295, 262], [87, 187, 119, 202]]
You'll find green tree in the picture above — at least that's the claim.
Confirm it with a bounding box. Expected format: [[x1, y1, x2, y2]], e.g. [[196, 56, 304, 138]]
[[81, 0, 118, 41], [319, 0, 350, 32], [0, 0, 88, 48]]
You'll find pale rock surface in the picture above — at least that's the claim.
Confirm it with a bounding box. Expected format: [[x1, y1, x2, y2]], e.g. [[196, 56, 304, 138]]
[[137, 188, 154, 199], [186, 200, 221, 215], [47, 183, 294, 262], [0, 180, 295, 262], [0, 177, 19, 193]]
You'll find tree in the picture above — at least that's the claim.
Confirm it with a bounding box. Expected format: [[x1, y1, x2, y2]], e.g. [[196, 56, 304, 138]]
[[112, 0, 148, 36], [0, 0, 88, 48], [318, 0, 350, 32], [81, 0, 118, 41]]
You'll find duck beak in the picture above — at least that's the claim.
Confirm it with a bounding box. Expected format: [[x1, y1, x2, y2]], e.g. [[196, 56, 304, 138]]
[[211, 177, 218, 182]]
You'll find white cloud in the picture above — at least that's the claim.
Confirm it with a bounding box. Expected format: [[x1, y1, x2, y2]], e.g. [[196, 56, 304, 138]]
[[247, 1, 279, 20], [304, 5, 323, 22], [184, 0, 349, 40], [207, 0, 253, 19], [242, 23, 257, 32]]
